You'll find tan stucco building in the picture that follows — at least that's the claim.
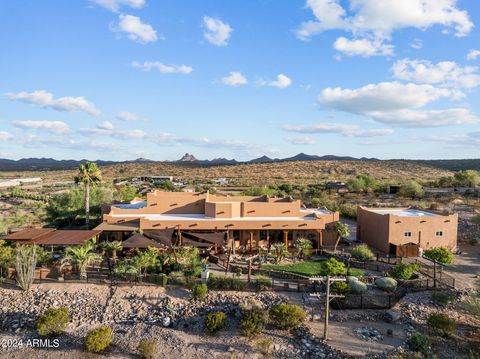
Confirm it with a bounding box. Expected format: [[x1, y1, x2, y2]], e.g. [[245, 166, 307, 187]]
[[98, 191, 339, 251], [357, 206, 458, 257]]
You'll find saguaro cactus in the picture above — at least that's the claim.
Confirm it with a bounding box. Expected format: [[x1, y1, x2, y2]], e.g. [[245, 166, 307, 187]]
[[16, 245, 37, 291]]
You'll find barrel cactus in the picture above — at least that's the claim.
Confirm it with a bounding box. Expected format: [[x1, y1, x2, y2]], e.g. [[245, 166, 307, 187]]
[[348, 278, 368, 294], [375, 277, 398, 292]]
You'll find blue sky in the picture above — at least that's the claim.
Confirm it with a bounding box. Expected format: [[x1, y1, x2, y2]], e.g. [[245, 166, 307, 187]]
[[0, 0, 479, 161]]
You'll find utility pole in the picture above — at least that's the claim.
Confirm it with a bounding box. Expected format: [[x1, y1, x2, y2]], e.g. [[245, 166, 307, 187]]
[[322, 276, 346, 341]]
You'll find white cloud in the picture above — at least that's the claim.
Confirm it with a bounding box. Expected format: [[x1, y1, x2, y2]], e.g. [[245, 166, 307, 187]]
[[97, 121, 115, 130], [467, 49, 480, 61], [79, 122, 146, 139], [203, 16, 232, 46], [392, 58, 480, 89], [410, 38, 423, 49], [112, 14, 157, 43], [282, 123, 394, 137], [368, 108, 479, 127], [320, 82, 456, 114], [5, 90, 100, 116], [221, 71, 248, 87], [90, 0, 144, 12], [116, 111, 146, 122], [333, 37, 394, 57], [286, 136, 316, 145], [258, 74, 292, 89], [425, 131, 480, 147], [297, 0, 473, 39], [131, 61, 193, 74], [12, 120, 70, 134], [0, 131, 13, 141]]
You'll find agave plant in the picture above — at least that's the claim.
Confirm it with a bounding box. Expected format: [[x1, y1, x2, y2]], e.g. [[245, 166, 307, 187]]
[[61, 240, 102, 279]]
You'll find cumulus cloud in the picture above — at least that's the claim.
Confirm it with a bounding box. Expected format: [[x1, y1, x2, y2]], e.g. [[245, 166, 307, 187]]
[[467, 49, 480, 61], [116, 111, 146, 122], [282, 123, 394, 137], [221, 71, 248, 87], [392, 58, 480, 89], [368, 108, 479, 127], [97, 121, 115, 130], [0, 131, 13, 141], [333, 37, 394, 57], [112, 14, 157, 43], [90, 0, 144, 12], [258, 74, 292, 89], [12, 120, 70, 134], [5, 90, 100, 116], [203, 16, 232, 46], [131, 61, 193, 74]]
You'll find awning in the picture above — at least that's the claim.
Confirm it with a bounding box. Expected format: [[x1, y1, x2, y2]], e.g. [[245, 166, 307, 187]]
[[143, 229, 174, 247], [185, 232, 226, 245], [5, 228, 55, 241], [10, 230, 101, 245], [93, 221, 140, 231], [181, 237, 214, 248], [122, 233, 166, 249]]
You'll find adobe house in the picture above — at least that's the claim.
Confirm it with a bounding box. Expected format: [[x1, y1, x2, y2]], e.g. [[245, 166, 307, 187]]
[[357, 206, 458, 257], [98, 190, 339, 252]]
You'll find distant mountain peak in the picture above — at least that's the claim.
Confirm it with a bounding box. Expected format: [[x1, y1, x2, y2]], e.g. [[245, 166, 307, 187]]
[[179, 153, 198, 162]]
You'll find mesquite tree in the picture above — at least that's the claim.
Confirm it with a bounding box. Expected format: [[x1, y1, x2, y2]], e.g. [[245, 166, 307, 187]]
[[16, 245, 37, 291]]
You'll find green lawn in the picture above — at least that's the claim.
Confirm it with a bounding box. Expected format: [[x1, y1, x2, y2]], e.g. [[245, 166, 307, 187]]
[[262, 261, 324, 276]]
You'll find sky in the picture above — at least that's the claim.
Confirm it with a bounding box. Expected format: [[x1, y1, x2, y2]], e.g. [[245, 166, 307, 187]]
[[0, 0, 479, 161]]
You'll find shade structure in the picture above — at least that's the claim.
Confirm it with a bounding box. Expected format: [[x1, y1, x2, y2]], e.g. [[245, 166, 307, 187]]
[[181, 237, 214, 248], [143, 229, 174, 247], [185, 232, 226, 246], [121, 233, 166, 249], [5, 228, 56, 241], [6, 229, 101, 246], [94, 220, 140, 232]]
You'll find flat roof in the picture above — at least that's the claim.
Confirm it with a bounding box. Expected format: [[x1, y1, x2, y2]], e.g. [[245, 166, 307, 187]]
[[368, 209, 440, 217], [110, 213, 319, 221]]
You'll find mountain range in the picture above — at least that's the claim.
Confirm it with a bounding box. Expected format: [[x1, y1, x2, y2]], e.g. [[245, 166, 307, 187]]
[[0, 153, 478, 171]]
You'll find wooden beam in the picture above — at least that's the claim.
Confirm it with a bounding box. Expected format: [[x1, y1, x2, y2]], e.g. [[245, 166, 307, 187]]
[[249, 231, 253, 252], [283, 230, 288, 250]]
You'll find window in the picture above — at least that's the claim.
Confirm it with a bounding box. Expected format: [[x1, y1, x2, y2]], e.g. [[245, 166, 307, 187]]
[[404, 231, 412, 237], [435, 231, 443, 237]]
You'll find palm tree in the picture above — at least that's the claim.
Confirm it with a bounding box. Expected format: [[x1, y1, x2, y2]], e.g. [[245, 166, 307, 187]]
[[295, 238, 313, 260], [101, 241, 123, 261], [61, 240, 102, 280], [75, 162, 102, 229], [333, 221, 351, 252]]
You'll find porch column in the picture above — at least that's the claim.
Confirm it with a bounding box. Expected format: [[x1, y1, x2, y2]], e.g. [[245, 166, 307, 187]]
[[249, 231, 254, 252], [317, 230, 323, 252], [283, 230, 289, 250]]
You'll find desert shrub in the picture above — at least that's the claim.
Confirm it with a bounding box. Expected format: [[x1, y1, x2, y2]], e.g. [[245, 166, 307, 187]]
[[36, 246, 54, 266], [330, 281, 351, 295], [392, 263, 420, 280], [407, 333, 431, 354], [240, 307, 266, 338], [347, 268, 365, 277], [137, 338, 158, 359], [149, 273, 168, 285], [471, 214, 480, 225], [37, 307, 70, 336], [375, 277, 398, 292], [208, 275, 247, 291], [432, 292, 455, 306], [424, 247, 454, 264], [427, 312, 455, 336], [399, 180, 424, 198], [85, 326, 113, 353], [320, 258, 346, 276], [462, 293, 480, 317], [351, 244, 374, 261], [230, 265, 243, 277], [269, 303, 306, 330], [347, 277, 368, 294], [204, 311, 227, 334], [192, 283, 208, 300], [339, 204, 357, 219], [168, 271, 186, 285], [255, 337, 273, 355], [254, 276, 272, 291]]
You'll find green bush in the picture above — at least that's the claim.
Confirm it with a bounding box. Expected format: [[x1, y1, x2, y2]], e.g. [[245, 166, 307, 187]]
[[427, 312, 456, 336], [347, 277, 368, 294], [424, 247, 454, 264], [204, 311, 227, 334], [375, 277, 398, 292], [392, 263, 420, 280], [192, 283, 208, 300], [85, 326, 113, 353], [432, 292, 455, 307], [347, 268, 365, 277], [320, 258, 346, 276], [168, 271, 186, 285], [230, 265, 243, 277], [37, 307, 70, 336], [240, 308, 266, 338], [407, 333, 431, 354], [351, 244, 374, 261], [255, 337, 273, 355], [208, 274, 247, 291], [330, 281, 351, 295], [254, 276, 272, 291], [137, 338, 158, 359], [149, 273, 168, 285], [269, 303, 306, 330]]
